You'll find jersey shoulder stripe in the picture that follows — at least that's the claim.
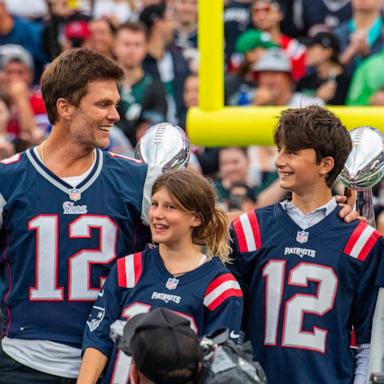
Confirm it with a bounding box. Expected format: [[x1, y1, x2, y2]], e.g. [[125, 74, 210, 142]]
[[108, 152, 143, 164], [232, 210, 261, 252], [203, 273, 242, 311], [0, 153, 22, 165], [344, 221, 381, 261], [117, 252, 143, 288]]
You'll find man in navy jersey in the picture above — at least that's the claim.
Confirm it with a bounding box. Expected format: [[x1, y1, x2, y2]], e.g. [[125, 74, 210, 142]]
[[230, 105, 384, 384], [0, 48, 157, 383]]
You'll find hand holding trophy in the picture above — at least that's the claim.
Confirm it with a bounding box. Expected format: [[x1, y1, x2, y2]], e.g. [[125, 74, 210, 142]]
[[339, 126, 384, 227]]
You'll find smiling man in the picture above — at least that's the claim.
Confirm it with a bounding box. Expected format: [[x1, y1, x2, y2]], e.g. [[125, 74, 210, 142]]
[[0, 48, 156, 383]]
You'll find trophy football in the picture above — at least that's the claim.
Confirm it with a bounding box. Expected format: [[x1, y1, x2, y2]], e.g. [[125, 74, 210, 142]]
[[339, 126, 384, 227], [135, 122, 190, 171]]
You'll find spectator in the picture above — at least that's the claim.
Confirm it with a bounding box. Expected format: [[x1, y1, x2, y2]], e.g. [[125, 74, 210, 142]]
[[62, 15, 92, 50], [116, 308, 202, 384], [0, 0, 48, 82], [226, 28, 279, 105], [0, 44, 48, 142], [88, 17, 116, 59], [180, 73, 219, 175], [140, 4, 191, 124], [174, 0, 199, 73], [334, 0, 384, 74], [180, 72, 198, 129], [215, 147, 252, 203], [369, 87, 384, 106], [296, 32, 351, 105], [289, 0, 352, 37], [182, 73, 198, 112], [114, 21, 167, 146], [227, 181, 258, 212], [224, 0, 252, 68], [252, 48, 324, 106], [0, 91, 15, 160], [346, 50, 384, 105], [215, 146, 284, 209], [41, 0, 76, 61], [92, 0, 136, 25], [3, 0, 48, 20], [250, 0, 306, 81]]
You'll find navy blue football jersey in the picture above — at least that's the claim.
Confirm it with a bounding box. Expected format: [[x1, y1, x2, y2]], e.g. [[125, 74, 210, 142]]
[[229, 203, 383, 384], [0, 149, 151, 348], [83, 247, 244, 384]]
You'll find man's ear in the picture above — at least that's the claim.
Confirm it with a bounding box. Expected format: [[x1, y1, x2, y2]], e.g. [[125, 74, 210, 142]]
[[320, 156, 335, 176], [56, 98, 75, 121]]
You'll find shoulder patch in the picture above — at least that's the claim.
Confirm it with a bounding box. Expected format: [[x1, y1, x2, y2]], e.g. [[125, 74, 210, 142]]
[[344, 221, 381, 261], [117, 252, 143, 288], [108, 152, 143, 164], [203, 273, 242, 311], [0, 153, 21, 165], [232, 210, 261, 252]]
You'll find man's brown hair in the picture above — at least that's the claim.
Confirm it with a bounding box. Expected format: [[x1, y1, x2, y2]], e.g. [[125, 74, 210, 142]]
[[41, 48, 124, 124], [274, 105, 352, 187], [116, 21, 148, 39]]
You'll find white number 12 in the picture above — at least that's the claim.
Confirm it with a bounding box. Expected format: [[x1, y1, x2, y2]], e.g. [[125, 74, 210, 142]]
[[29, 214, 117, 301], [263, 260, 338, 353]]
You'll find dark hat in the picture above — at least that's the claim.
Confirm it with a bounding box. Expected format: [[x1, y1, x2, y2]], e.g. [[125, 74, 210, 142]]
[[119, 308, 201, 384], [139, 4, 166, 30], [306, 32, 340, 54], [235, 29, 279, 54]]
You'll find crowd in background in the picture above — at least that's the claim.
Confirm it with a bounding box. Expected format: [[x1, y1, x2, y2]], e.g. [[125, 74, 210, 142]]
[[1, 0, 384, 224]]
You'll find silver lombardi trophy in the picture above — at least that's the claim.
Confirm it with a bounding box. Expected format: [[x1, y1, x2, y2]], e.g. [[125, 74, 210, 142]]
[[339, 126, 384, 227], [135, 122, 190, 171]]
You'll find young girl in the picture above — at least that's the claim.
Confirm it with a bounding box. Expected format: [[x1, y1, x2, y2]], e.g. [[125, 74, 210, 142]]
[[77, 169, 243, 384]]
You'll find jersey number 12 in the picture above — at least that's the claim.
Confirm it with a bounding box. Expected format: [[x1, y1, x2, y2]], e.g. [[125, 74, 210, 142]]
[[28, 214, 117, 301], [263, 260, 338, 353]]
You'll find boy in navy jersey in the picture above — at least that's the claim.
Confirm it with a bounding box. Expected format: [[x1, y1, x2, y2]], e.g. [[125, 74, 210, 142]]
[[230, 105, 384, 384], [78, 169, 243, 384]]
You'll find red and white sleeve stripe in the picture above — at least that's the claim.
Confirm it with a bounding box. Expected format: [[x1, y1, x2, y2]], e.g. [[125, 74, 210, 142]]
[[0, 153, 21, 165], [344, 222, 381, 261], [117, 252, 143, 288], [203, 273, 243, 311], [232, 210, 262, 253]]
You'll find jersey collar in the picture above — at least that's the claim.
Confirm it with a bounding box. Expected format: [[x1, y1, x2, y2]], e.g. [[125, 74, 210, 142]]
[[26, 147, 103, 201]]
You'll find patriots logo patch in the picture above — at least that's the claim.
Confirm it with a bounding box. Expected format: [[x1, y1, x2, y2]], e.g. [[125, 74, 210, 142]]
[[86, 306, 105, 332]]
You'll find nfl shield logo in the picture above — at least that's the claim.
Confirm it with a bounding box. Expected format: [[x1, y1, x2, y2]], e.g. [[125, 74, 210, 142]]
[[69, 188, 81, 201], [166, 277, 179, 290], [296, 230, 309, 244]]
